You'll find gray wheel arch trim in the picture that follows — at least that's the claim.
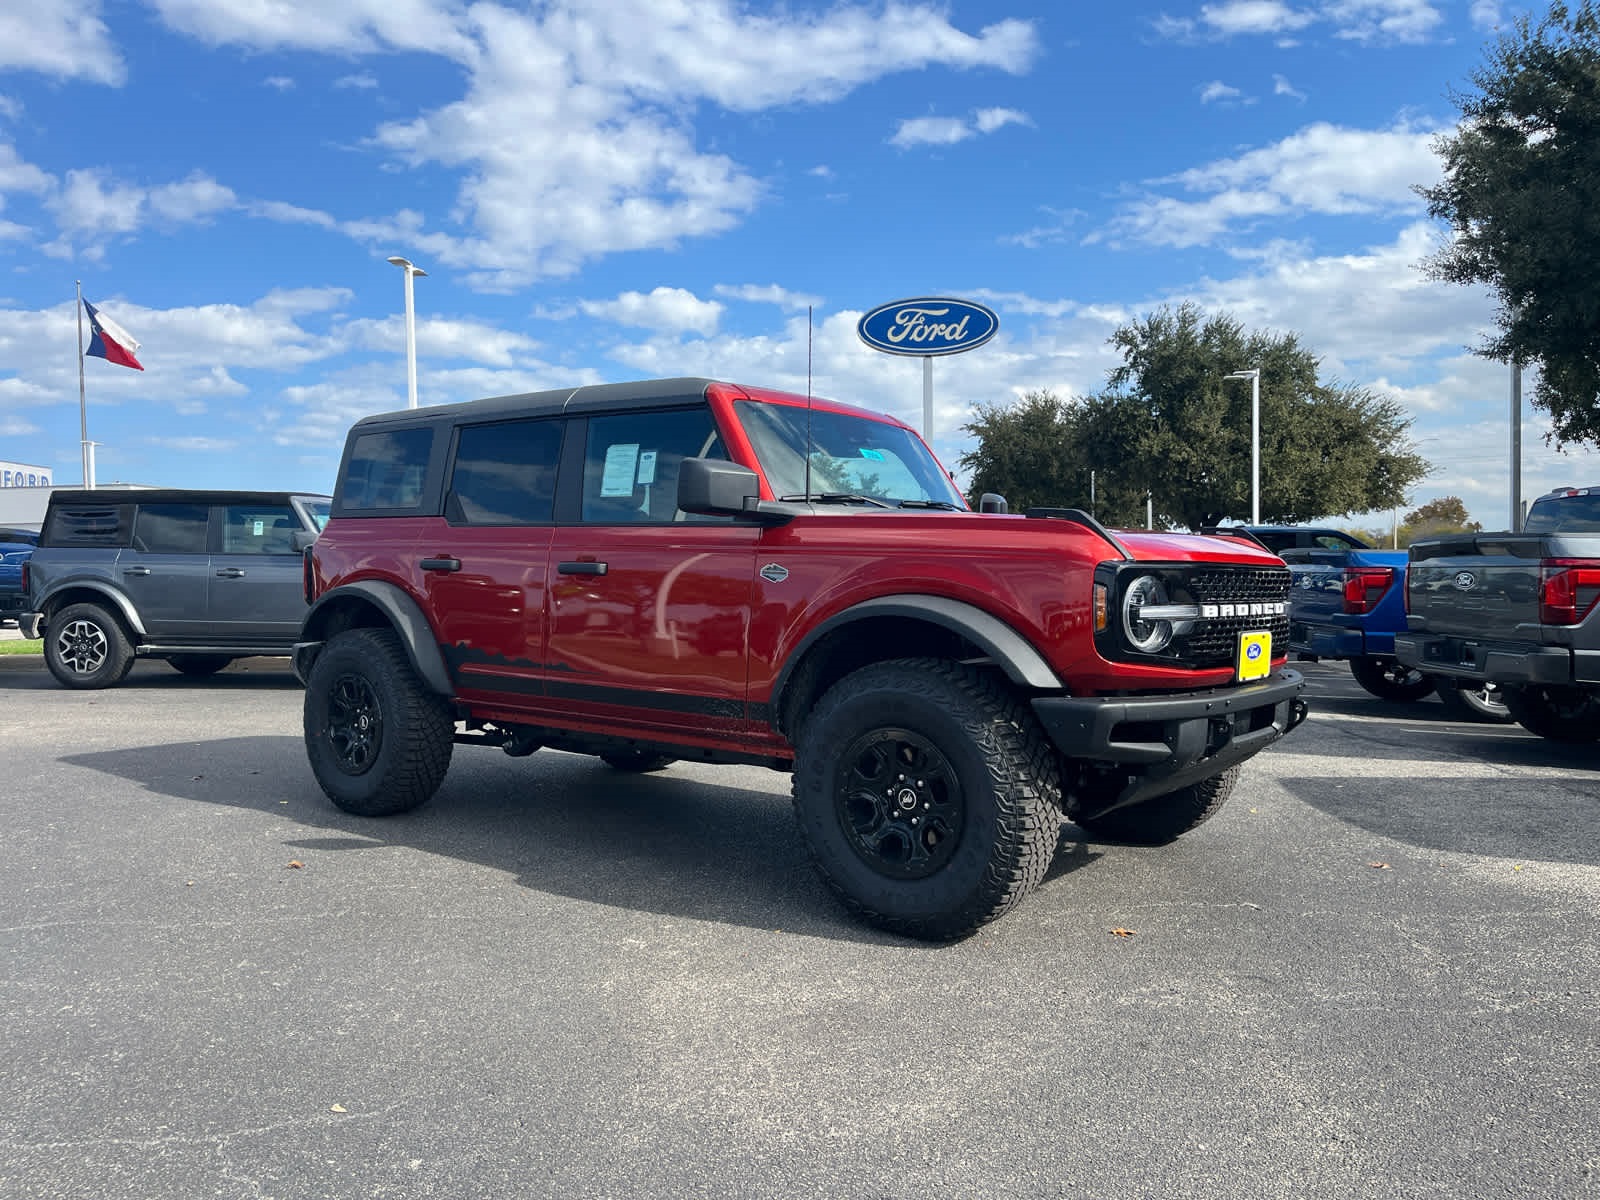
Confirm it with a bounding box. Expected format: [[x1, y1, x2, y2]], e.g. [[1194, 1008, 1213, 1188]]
[[775, 594, 1064, 697], [303, 580, 454, 697], [38, 582, 147, 638]]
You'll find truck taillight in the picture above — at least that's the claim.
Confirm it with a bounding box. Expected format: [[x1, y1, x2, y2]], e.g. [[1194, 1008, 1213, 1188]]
[[1539, 559, 1600, 625], [20, 559, 29, 596], [1342, 567, 1394, 615]]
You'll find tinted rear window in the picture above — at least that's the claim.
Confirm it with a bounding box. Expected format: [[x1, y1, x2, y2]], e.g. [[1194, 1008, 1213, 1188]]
[[448, 418, 563, 524], [133, 503, 210, 554], [44, 503, 136, 547], [1524, 491, 1600, 533], [341, 428, 434, 511]]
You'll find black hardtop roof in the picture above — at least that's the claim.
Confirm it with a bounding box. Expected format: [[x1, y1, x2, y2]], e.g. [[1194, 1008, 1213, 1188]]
[[45, 488, 331, 508], [350, 377, 728, 430]]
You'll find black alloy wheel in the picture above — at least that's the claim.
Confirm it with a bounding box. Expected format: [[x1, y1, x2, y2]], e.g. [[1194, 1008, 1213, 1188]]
[[833, 727, 963, 881]]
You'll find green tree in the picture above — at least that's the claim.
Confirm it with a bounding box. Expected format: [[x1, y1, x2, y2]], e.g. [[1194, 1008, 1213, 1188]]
[[970, 304, 1426, 531], [959, 390, 1151, 525], [1404, 495, 1482, 533], [1419, 2, 1600, 446]]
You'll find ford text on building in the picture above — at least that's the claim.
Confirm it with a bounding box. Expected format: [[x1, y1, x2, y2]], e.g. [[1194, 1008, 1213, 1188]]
[[2, 460, 52, 487]]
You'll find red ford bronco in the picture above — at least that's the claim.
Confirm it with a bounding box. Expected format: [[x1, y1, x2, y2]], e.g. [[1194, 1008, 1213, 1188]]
[[298, 378, 1307, 939]]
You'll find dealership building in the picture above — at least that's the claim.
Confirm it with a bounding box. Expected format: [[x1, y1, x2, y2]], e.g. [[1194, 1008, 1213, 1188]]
[[0, 460, 58, 535]]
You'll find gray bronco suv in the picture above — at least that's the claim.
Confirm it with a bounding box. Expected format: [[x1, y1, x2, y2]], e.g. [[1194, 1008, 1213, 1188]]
[[21, 488, 330, 689]]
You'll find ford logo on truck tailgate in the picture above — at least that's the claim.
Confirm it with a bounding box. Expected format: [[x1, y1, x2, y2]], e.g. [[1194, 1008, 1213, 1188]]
[[1453, 571, 1477, 591], [857, 297, 999, 357]]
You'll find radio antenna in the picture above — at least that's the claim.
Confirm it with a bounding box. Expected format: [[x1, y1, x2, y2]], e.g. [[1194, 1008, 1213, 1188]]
[[804, 304, 814, 502]]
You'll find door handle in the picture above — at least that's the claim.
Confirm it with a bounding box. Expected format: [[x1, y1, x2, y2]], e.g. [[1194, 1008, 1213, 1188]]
[[215, 567, 247, 578], [123, 566, 152, 577], [420, 557, 462, 573], [558, 561, 608, 576]]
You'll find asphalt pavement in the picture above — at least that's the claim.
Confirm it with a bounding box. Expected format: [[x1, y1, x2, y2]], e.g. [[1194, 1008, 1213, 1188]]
[[1, 655, 1595, 1199]]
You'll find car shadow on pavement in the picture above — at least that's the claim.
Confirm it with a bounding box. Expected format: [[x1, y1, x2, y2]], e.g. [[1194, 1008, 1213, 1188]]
[[1280, 771, 1600, 867], [60, 735, 1102, 945]]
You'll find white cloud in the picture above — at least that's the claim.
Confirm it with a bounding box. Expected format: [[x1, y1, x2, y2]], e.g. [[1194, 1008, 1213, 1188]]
[[1103, 120, 1439, 246], [892, 107, 1032, 147], [975, 107, 1032, 133], [1469, 1, 1505, 30], [1200, 1, 1318, 37], [713, 284, 824, 312], [1199, 80, 1245, 104], [1159, 0, 1444, 44], [891, 116, 973, 147], [579, 287, 723, 336], [263, 76, 295, 91], [0, 0, 124, 84], [1274, 73, 1307, 100], [143, 1, 1034, 288], [334, 73, 379, 89], [40, 168, 239, 251]]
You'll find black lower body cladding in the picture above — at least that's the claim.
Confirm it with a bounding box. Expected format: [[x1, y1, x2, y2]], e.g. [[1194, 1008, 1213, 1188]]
[[1031, 669, 1308, 812]]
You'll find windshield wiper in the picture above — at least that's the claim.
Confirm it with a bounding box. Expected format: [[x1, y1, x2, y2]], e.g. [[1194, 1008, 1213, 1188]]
[[896, 499, 964, 510], [778, 492, 896, 508]]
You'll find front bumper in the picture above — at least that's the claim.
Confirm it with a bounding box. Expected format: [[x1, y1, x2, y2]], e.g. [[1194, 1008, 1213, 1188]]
[[1031, 668, 1308, 813], [1394, 633, 1600, 686]]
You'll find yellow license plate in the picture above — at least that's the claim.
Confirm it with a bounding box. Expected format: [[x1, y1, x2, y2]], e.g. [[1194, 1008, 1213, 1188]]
[[1237, 630, 1272, 681]]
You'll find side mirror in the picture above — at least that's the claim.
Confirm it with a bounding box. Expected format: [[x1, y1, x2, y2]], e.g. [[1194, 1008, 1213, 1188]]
[[979, 493, 1009, 514], [291, 530, 317, 552], [678, 458, 762, 517]]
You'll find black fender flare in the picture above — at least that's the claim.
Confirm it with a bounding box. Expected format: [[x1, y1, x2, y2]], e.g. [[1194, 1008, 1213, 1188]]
[[38, 582, 147, 639], [772, 594, 1065, 704], [301, 580, 454, 697]]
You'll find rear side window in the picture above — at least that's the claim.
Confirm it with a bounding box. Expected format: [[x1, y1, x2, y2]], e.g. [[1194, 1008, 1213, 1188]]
[[221, 504, 302, 554], [44, 503, 135, 547], [448, 419, 563, 524], [341, 428, 433, 511], [132, 503, 210, 554]]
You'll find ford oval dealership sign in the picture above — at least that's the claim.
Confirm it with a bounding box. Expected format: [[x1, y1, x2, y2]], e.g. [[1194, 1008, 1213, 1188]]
[[857, 297, 999, 357]]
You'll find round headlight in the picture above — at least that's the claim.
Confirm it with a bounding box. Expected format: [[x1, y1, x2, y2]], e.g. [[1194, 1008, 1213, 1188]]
[[1122, 574, 1174, 654]]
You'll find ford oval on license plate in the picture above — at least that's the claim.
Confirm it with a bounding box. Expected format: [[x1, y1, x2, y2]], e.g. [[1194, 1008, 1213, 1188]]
[[1237, 630, 1272, 681]]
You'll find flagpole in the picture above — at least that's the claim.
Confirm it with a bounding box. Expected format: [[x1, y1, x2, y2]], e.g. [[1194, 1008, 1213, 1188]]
[[76, 280, 92, 490]]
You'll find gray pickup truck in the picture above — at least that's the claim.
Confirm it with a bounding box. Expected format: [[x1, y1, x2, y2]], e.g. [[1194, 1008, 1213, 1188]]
[[22, 488, 330, 689], [1395, 486, 1600, 741]]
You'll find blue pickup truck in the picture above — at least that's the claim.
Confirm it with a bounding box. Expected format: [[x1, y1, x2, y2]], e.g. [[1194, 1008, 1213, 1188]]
[[1230, 525, 1508, 721], [0, 539, 35, 625]]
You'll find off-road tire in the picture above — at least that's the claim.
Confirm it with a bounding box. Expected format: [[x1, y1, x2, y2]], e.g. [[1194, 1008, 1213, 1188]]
[[167, 654, 235, 678], [791, 658, 1061, 942], [44, 602, 135, 690], [303, 627, 455, 815], [1433, 677, 1512, 724], [1500, 683, 1600, 743], [1350, 657, 1434, 702], [1073, 766, 1240, 846], [599, 751, 676, 772]]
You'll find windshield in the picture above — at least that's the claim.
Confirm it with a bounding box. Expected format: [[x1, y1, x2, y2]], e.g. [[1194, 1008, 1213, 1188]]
[[1524, 490, 1600, 533], [300, 498, 332, 532], [735, 400, 967, 509]]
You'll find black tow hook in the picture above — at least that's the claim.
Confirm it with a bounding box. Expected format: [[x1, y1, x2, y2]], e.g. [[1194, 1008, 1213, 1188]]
[[1287, 696, 1310, 733]]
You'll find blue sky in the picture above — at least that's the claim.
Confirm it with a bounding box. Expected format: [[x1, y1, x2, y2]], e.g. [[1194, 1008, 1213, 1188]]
[[0, 0, 1569, 528]]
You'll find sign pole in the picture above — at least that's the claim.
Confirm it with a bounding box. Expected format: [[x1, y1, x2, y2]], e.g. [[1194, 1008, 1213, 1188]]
[[922, 355, 933, 440]]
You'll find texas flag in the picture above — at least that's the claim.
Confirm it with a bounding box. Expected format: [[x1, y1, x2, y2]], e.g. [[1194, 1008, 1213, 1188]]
[[83, 298, 145, 371]]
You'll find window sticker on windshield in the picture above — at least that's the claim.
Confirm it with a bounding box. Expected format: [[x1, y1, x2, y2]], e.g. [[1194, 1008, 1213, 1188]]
[[859, 448, 885, 461], [601, 444, 640, 496], [636, 450, 658, 485]]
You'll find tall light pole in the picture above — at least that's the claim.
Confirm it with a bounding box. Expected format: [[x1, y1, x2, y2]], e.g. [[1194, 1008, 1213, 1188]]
[[1224, 368, 1261, 524], [386, 256, 427, 409]]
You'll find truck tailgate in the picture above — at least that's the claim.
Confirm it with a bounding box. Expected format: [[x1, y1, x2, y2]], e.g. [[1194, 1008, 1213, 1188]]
[[1406, 533, 1546, 637]]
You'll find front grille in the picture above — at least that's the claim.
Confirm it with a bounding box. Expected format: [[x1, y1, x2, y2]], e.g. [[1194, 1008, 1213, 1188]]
[[1097, 562, 1292, 670], [1183, 568, 1292, 665]]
